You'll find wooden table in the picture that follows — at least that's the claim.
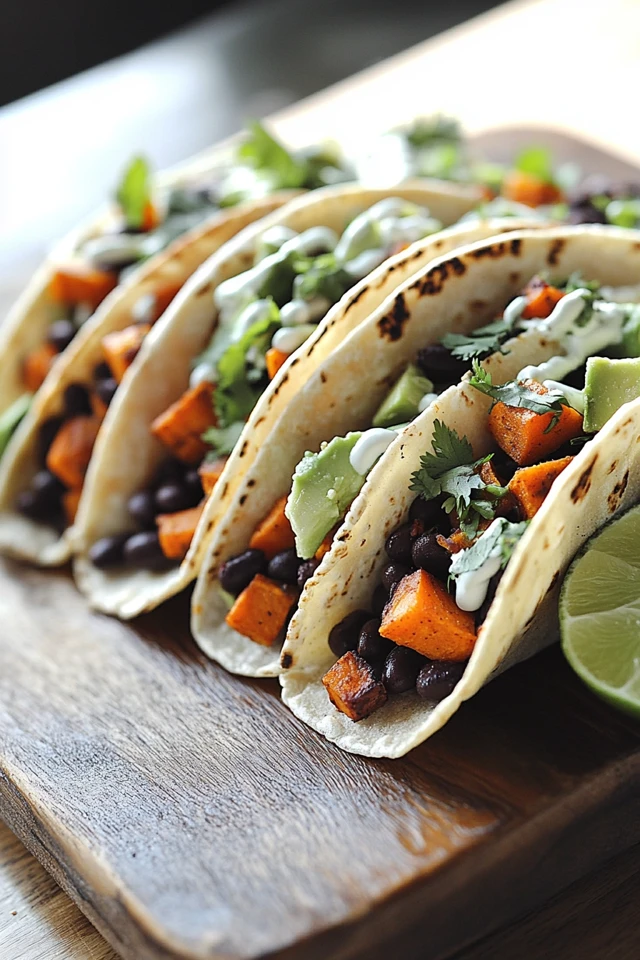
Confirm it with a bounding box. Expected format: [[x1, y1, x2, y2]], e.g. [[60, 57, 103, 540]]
[[2, 0, 640, 956]]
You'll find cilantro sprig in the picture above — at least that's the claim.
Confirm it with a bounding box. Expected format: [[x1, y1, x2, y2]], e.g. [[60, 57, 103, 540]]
[[409, 420, 506, 538], [237, 121, 348, 193], [441, 314, 518, 363], [449, 517, 529, 579], [293, 253, 352, 302], [468, 361, 569, 431]]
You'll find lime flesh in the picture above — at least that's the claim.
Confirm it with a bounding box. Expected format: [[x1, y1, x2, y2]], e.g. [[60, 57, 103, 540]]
[[560, 503, 640, 718]]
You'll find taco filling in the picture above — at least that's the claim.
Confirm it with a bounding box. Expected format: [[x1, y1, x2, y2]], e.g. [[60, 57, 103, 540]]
[[79, 197, 446, 571]]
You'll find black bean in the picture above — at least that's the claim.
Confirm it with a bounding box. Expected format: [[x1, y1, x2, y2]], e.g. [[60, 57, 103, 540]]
[[328, 609, 370, 658], [63, 383, 92, 416], [16, 489, 52, 523], [89, 533, 130, 569], [297, 557, 320, 588], [416, 343, 468, 382], [567, 205, 607, 226], [128, 489, 157, 528], [381, 562, 411, 593], [411, 533, 451, 581], [31, 470, 65, 506], [371, 584, 388, 617], [95, 377, 118, 407], [357, 618, 394, 663], [267, 548, 300, 585], [475, 571, 504, 628], [37, 416, 64, 466], [48, 319, 76, 353], [152, 458, 186, 488], [383, 647, 425, 694], [219, 549, 267, 595], [123, 531, 172, 571], [416, 660, 466, 702], [408, 495, 446, 529], [184, 468, 204, 503], [385, 522, 416, 563], [93, 361, 112, 382], [154, 482, 194, 514]]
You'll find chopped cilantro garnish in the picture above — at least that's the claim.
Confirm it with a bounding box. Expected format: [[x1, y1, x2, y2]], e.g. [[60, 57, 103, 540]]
[[450, 517, 529, 578], [405, 116, 461, 148], [116, 156, 152, 230], [441, 314, 517, 363], [409, 420, 505, 538], [468, 361, 569, 431], [562, 272, 600, 295], [203, 421, 245, 457], [515, 146, 555, 184], [238, 121, 308, 190], [293, 253, 352, 302]]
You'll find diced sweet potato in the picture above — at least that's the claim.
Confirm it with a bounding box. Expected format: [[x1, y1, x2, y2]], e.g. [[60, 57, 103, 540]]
[[157, 504, 204, 560], [501, 171, 563, 207], [141, 200, 160, 232], [265, 347, 289, 380], [521, 279, 565, 320], [90, 391, 109, 421], [488, 381, 584, 466], [478, 460, 517, 517], [198, 457, 228, 497], [63, 489, 82, 525], [436, 529, 477, 554], [225, 574, 297, 646], [315, 529, 337, 561], [508, 456, 574, 518], [23, 343, 57, 392], [102, 323, 151, 383], [46, 416, 101, 489], [50, 263, 117, 308], [322, 651, 388, 722], [151, 382, 216, 464], [380, 569, 476, 661], [249, 496, 295, 559]]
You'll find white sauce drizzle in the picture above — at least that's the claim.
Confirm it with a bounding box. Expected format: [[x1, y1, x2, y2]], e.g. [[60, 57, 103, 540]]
[[542, 380, 585, 413], [599, 283, 640, 303], [349, 427, 397, 476], [503, 294, 527, 327], [418, 392, 439, 412], [451, 518, 504, 613], [271, 324, 317, 355]]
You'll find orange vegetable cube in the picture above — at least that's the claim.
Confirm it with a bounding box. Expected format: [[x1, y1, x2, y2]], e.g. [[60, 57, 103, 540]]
[[141, 200, 160, 232], [46, 416, 101, 489], [249, 496, 295, 559], [315, 529, 336, 561], [23, 343, 57, 392], [63, 489, 82, 525], [157, 504, 204, 560], [380, 569, 476, 661], [521, 280, 565, 320], [90, 391, 109, 421], [488, 381, 584, 466], [198, 457, 228, 497], [150, 382, 216, 464], [501, 170, 563, 208], [508, 455, 574, 518], [265, 347, 289, 380], [49, 263, 117, 308], [225, 574, 297, 646], [322, 651, 388, 721], [102, 323, 151, 383]]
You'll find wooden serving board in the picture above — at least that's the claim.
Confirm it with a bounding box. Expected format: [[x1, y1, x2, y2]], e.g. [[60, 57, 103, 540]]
[[3, 128, 640, 960]]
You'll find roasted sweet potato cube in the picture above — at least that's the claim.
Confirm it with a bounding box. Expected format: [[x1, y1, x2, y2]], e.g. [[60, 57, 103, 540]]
[[225, 574, 297, 646], [508, 456, 574, 518], [46, 416, 101, 489], [488, 381, 583, 466], [249, 496, 295, 559], [151, 382, 216, 464], [157, 504, 204, 559], [380, 569, 476, 661], [521, 280, 565, 320], [322, 651, 387, 722], [265, 347, 289, 380], [49, 262, 117, 308], [314, 528, 337, 561], [501, 171, 563, 208], [478, 460, 517, 517], [198, 457, 228, 497], [102, 323, 151, 383], [23, 343, 57, 392], [90, 391, 109, 421]]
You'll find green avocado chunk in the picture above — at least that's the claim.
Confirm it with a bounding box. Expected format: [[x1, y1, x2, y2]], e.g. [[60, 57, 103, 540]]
[[0, 393, 32, 460], [285, 432, 364, 560], [583, 356, 640, 433], [372, 364, 434, 429]]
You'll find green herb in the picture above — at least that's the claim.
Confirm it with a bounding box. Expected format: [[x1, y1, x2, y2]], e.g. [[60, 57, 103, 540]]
[[515, 146, 555, 185], [409, 420, 505, 538], [116, 156, 152, 230], [293, 253, 352, 303], [605, 198, 640, 229], [0, 393, 31, 460], [562, 272, 600, 295], [256, 250, 299, 306], [471, 161, 507, 193], [450, 518, 529, 578], [441, 314, 517, 362], [405, 116, 461, 148], [415, 143, 461, 180], [238, 121, 308, 190], [468, 361, 569, 431], [202, 421, 245, 456]]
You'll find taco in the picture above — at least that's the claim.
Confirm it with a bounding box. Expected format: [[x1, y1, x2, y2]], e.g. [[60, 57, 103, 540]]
[[270, 225, 640, 756]]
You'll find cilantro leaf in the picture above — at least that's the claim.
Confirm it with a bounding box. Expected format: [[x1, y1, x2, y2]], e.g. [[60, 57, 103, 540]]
[[415, 419, 475, 478], [0, 393, 31, 459], [468, 361, 569, 430], [202, 421, 245, 457], [405, 116, 461, 148], [294, 253, 352, 303], [562, 272, 601, 295], [515, 146, 555, 185], [116, 156, 152, 230], [450, 518, 529, 578], [441, 314, 517, 362], [238, 121, 308, 190]]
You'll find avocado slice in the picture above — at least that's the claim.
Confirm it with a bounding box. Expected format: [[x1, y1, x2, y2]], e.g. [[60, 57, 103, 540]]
[[583, 356, 640, 432], [286, 432, 364, 559], [372, 364, 434, 428]]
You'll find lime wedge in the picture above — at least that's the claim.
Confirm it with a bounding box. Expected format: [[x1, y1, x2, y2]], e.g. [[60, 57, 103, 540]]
[[560, 504, 640, 718]]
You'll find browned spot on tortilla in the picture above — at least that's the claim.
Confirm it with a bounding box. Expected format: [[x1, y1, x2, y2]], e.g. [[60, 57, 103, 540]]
[[239, 494, 247, 506], [280, 652, 293, 669], [336, 530, 350, 542], [197, 282, 213, 297], [510, 238, 522, 257], [320, 371, 327, 384], [470, 299, 487, 311], [461, 391, 472, 407], [221, 482, 228, 498], [570, 456, 598, 502], [344, 285, 369, 313], [509, 271, 521, 283], [238, 441, 248, 458], [206, 520, 214, 532], [548, 571, 560, 592], [546, 238, 565, 266], [360, 539, 366, 547], [621, 417, 634, 427], [255, 416, 265, 427], [607, 460, 618, 474], [469, 241, 505, 260], [608, 470, 629, 512], [289, 356, 300, 367], [247, 479, 255, 488], [378, 292, 409, 341]]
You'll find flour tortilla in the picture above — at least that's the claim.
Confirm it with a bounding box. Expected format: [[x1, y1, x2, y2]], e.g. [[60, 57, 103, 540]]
[[190, 219, 558, 677], [68, 183, 509, 616], [279, 225, 640, 756], [0, 195, 298, 565]]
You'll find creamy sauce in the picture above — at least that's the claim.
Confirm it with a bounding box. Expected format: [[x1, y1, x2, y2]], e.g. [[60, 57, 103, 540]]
[[599, 283, 640, 303], [132, 293, 156, 324], [345, 248, 387, 279], [418, 392, 439, 412], [189, 361, 216, 388], [542, 379, 585, 413], [503, 294, 527, 327], [233, 299, 274, 339], [271, 324, 317, 355], [349, 427, 398, 475], [451, 518, 505, 613]]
